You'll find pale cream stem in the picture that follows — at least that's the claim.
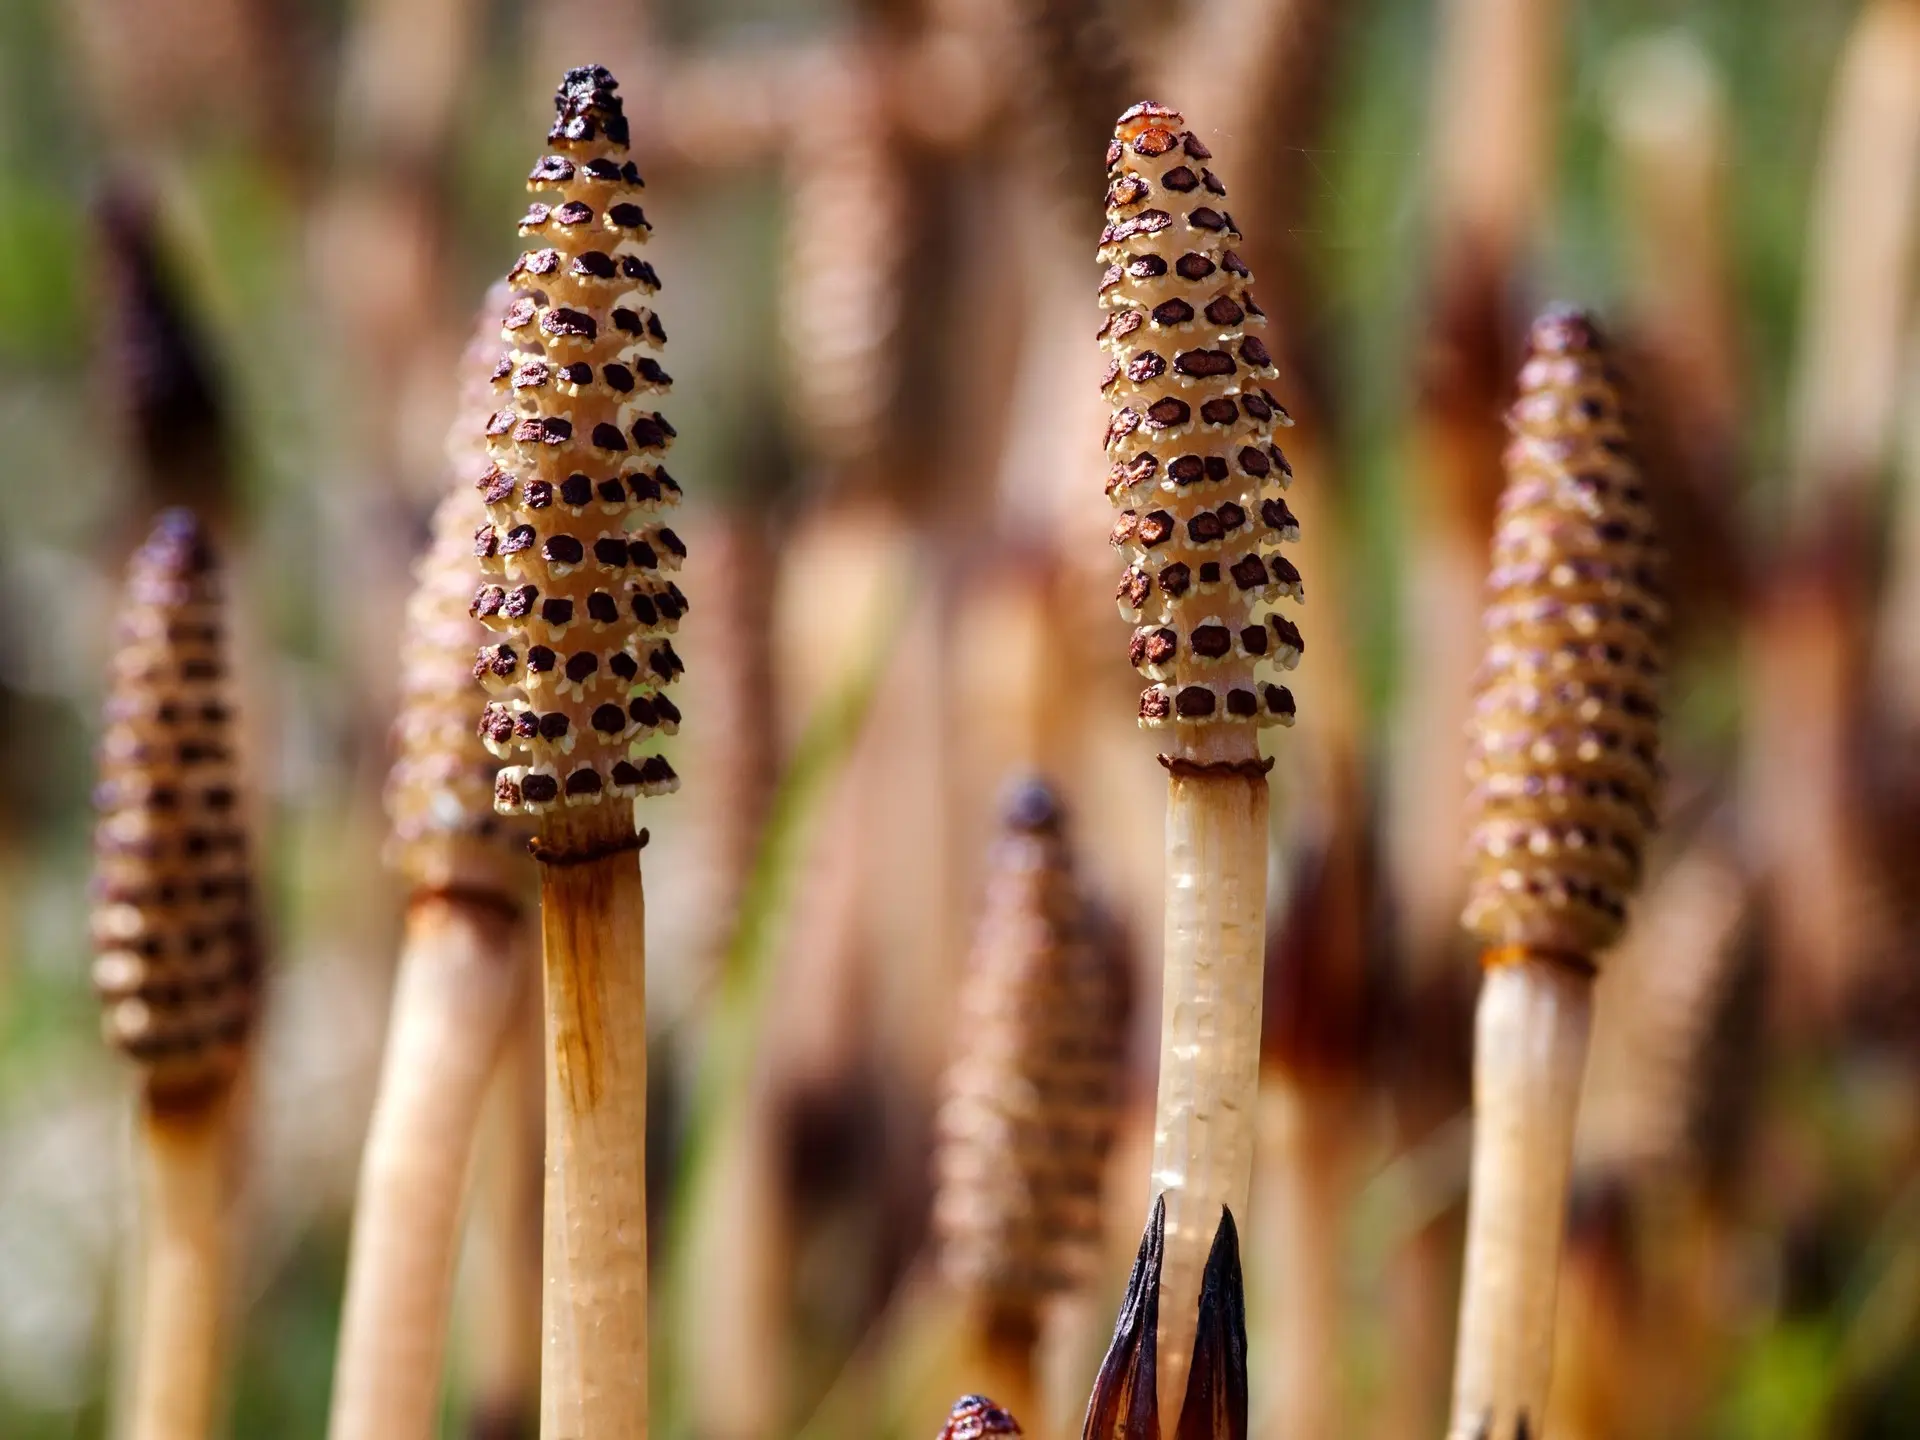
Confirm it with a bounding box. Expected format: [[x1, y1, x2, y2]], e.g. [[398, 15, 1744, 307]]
[[130, 1099, 232, 1440], [1449, 956, 1594, 1440], [538, 847, 650, 1439], [464, 989, 545, 1438], [1151, 770, 1268, 1407], [329, 895, 527, 1440]]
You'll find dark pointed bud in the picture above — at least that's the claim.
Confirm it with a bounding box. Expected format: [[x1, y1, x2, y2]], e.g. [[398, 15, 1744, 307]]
[[1173, 1209, 1248, 1440], [941, 1394, 1023, 1437], [1002, 774, 1063, 835], [1080, 1195, 1164, 1440], [96, 185, 230, 513]]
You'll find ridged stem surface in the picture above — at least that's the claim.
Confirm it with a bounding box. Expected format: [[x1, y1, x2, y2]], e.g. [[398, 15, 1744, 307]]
[[130, 1099, 231, 1440], [538, 849, 649, 1438], [328, 895, 527, 1440], [1449, 957, 1593, 1440], [1150, 771, 1268, 1407]]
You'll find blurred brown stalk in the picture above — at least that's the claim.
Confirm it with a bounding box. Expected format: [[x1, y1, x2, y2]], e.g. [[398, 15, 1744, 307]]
[[1744, 0, 1920, 1037]]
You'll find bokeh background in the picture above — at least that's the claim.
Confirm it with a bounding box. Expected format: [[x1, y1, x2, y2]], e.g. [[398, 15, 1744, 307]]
[[3, 0, 1920, 1435]]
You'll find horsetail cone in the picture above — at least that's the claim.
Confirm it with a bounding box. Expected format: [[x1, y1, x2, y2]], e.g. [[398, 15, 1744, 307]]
[[933, 780, 1131, 1325], [778, 53, 904, 469], [1101, 101, 1301, 768], [474, 65, 685, 827], [388, 286, 529, 890], [92, 508, 259, 1107], [1462, 307, 1666, 961]]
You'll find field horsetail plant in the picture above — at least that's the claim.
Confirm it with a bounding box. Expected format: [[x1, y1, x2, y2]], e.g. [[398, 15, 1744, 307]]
[[327, 293, 535, 1440], [1100, 99, 1299, 1405], [471, 64, 684, 1438], [1448, 308, 1666, 1440], [91, 508, 262, 1440]]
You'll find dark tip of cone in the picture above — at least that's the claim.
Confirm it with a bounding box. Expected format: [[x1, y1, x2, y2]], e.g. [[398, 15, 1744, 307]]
[[1081, 1195, 1164, 1440], [557, 64, 619, 104], [1174, 1208, 1249, 1440], [464, 1405, 534, 1440], [138, 507, 214, 576], [551, 65, 629, 146], [1003, 775, 1063, 833], [151, 506, 201, 541], [1527, 304, 1605, 357], [1117, 100, 1181, 127], [95, 183, 227, 479], [942, 1394, 1024, 1437]]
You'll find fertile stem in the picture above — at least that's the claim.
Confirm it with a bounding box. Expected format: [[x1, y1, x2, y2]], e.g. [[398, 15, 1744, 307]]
[[1448, 956, 1593, 1440], [328, 896, 528, 1440], [535, 840, 651, 1436], [130, 1101, 232, 1440]]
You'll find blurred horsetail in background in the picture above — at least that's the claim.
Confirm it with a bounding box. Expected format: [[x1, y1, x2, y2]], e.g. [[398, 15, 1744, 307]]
[[328, 289, 534, 1440], [1447, 306, 1667, 1440], [92, 510, 261, 1440]]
